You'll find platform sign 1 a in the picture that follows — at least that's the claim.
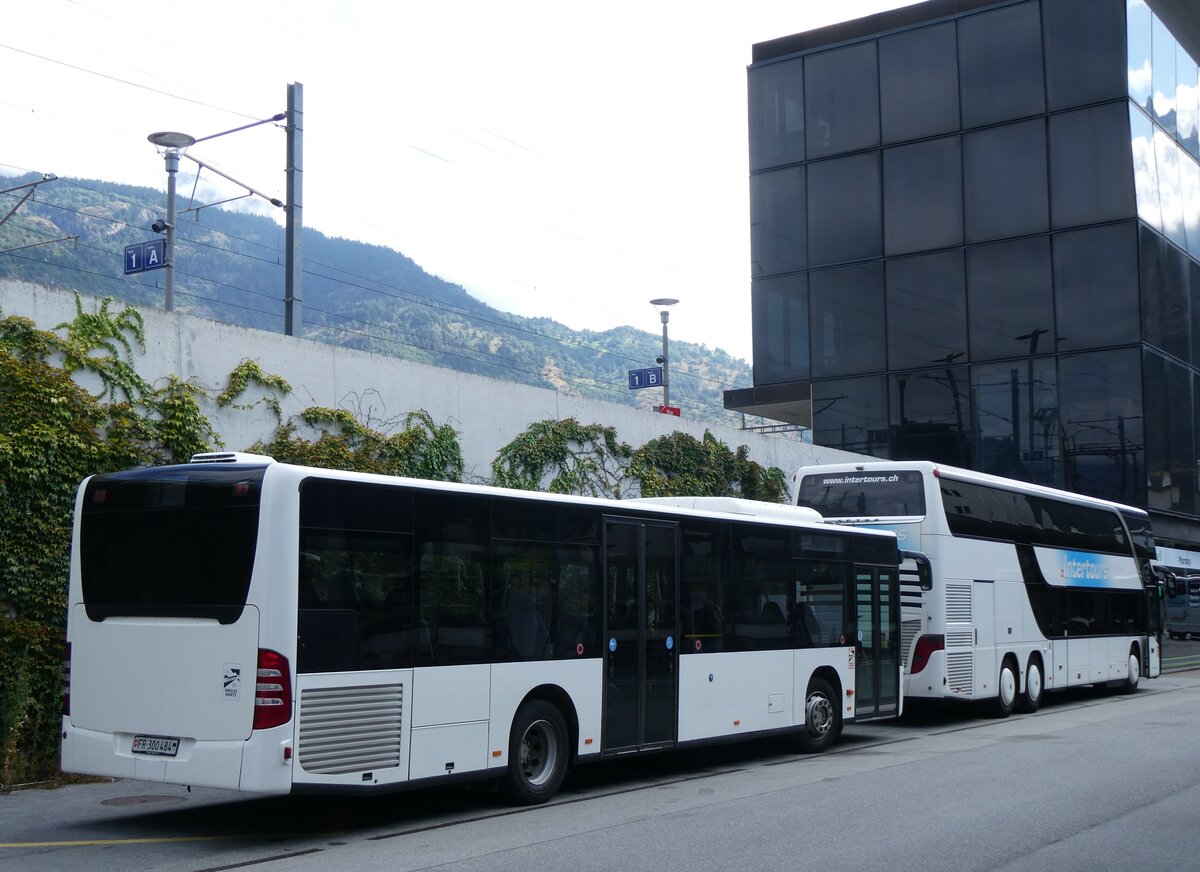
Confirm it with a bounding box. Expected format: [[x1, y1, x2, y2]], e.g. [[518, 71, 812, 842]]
[[124, 239, 165, 275], [628, 366, 663, 390]]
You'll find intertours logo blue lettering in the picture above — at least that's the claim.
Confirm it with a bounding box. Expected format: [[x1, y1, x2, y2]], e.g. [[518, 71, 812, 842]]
[[1059, 551, 1113, 586]]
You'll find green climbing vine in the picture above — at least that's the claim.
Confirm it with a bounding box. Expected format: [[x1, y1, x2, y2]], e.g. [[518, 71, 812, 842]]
[[628, 429, 790, 502], [492, 418, 633, 498], [218, 359, 292, 419], [253, 407, 464, 482]]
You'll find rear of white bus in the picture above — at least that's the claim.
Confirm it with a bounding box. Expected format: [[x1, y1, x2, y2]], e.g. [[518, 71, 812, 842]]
[[794, 464, 943, 700], [62, 457, 295, 794]]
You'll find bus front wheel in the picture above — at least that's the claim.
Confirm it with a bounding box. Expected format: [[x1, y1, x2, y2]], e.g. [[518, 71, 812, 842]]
[[503, 700, 568, 805], [797, 677, 840, 753], [1120, 649, 1141, 695]]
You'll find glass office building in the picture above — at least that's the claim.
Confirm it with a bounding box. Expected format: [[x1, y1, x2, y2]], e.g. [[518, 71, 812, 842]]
[[724, 0, 1200, 548]]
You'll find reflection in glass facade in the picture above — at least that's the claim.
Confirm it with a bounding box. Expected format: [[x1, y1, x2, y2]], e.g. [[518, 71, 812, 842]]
[[730, 0, 1200, 545]]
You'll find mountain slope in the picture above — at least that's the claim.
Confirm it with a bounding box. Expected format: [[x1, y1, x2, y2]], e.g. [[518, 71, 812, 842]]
[[0, 173, 752, 425]]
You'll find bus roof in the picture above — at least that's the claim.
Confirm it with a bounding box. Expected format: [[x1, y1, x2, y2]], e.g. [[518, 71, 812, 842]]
[[167, 454, 899, 542], [794, 459, 1149, 518]]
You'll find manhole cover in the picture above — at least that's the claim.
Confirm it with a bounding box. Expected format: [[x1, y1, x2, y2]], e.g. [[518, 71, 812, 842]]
[[101, 794, 187, 807]]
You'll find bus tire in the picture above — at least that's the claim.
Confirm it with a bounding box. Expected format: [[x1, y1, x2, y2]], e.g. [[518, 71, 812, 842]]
[[1016, 658, 1042, 714], [503, 700, 568, 805], [1120, 649, 1141, 695], [797, 677, 840, 753], [991, 660, 1017, 717]]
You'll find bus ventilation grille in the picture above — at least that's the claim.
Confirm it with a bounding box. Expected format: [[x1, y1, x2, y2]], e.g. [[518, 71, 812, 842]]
[[946, 652, 974, 693], [298, 683, 404, 775], [945, 584, 973, 623], [900, 620, 921, 667]]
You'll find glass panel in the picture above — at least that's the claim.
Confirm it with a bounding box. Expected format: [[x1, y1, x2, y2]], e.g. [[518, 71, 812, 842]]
[[1180, 151, 1200, 258], [642, 524, 677, 745], [732, 527, 792, 651], [810, 261, 885, 377], [1193, 259, 1200, 366], [963, 119, 1049, 242], [855, 573, 877, 713], [749, 59, 805, 171], [958, 1, 1045, 128], [750, 165, 806, 277], [1178, 44, 1200, 158], [883, 135, 963, 255], [890, 366, 971, 466], [493, 542, 601, 662], [807, 151, 881, 267], [416, 492, 490, 665], [681, 524, 729, 654], [811, 374, 889, 457], [1140, 224, 1171, 354], [1059, 348, 1145, 504], [886, 249, 968, 371], [1152, 14, 1178, 136], [805, 41, 880, 158], [879, 21, 959, 143], [1049, 102, 1136, 229], [1053, 222, 1141, 351], [966, 236, 1055, 362], [1130, 104, 1162, 229], [1156, 130, 1188, 248], [972, 358, 1061, 488], [1144, 352, 1196, 513], [1043, 0, 1129, 110], [1127, 0, 1154, 111], [751, 273, 809, 383]]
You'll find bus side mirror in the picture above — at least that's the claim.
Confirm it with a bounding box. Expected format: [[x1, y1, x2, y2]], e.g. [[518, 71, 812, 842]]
[[901, 550, 933, 591]]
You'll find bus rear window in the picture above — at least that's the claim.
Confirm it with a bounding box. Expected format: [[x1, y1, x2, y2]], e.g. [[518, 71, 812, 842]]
[[80, 465, 266, 624], [797, 471, 926, 519]]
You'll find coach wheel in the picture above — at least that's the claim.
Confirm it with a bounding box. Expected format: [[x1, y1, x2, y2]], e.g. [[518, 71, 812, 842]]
[[1120, 649, 1141, 695], [992, 660, 1017, 718], [1016, 659, 1042, 714], [503, 700, 568, 804], [797, 677, 840, 754]]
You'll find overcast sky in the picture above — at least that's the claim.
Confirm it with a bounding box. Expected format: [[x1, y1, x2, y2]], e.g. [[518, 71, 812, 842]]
[[1, 0, 917, 362]]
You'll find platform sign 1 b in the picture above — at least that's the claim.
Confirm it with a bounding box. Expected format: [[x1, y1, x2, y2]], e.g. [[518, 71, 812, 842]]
[[628, 366, 663, 390], [124, 239, 165, 275]]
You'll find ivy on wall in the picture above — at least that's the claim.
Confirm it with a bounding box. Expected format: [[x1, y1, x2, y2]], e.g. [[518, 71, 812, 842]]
[[492, 418, 632, 498], [629, 430, 791, 502]]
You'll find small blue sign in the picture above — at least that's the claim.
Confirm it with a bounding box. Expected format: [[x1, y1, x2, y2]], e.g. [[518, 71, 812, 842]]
[[627, 367, 663, 390], [666, 635, 674, 651], [124, 239, 165, 275], [609, 637, 617, 653]]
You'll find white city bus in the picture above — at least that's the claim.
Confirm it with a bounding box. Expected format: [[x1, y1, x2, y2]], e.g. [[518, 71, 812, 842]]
[[62, 453, 921, 803], [793, 461, 1161, 716]]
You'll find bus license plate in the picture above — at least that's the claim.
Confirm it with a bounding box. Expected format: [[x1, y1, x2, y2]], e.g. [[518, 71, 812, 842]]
[[131, 735, 179, 757]]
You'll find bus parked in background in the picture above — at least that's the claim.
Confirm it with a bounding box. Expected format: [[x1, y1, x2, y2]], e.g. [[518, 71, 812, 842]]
[[794, 461, 1161, 717], [1158, 545, 1200, 640], [63, 453, 921, 803]]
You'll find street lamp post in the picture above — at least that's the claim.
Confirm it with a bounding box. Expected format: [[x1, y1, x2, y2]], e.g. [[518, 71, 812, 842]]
[[650, 298, 679, 412], [147, 131, 197, 311]]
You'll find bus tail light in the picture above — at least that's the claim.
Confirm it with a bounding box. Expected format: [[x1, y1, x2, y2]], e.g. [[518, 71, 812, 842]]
[[63, 642, 72, 717], [910, 634, 944, 675], [253, 649, 292, 730]]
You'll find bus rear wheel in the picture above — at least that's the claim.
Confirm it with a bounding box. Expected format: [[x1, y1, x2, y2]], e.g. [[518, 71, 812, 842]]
[[503, 700, 568, 805], [991, 660, 1017, 718], [1016, 659, 1042, 714], [797, 677, 840, 753]]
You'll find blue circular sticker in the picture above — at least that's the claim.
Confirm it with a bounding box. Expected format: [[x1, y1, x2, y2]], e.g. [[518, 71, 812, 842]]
[[609, 637, 617, 653], [666, 635, 674, 650]]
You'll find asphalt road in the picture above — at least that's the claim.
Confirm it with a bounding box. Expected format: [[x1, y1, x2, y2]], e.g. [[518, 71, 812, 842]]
[[4, 671, 1200, 872]]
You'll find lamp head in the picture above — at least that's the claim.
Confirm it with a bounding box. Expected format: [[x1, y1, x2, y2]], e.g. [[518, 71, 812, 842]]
[[151, 218, 170, 234]]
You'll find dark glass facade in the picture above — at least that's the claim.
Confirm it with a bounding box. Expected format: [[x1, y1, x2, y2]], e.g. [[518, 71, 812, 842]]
[[728, 0, 1200, 548]]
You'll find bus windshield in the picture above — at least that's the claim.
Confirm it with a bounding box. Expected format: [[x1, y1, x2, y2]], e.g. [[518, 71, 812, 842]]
[[80, 465, 267, 623], [797, 471, 926, 519]]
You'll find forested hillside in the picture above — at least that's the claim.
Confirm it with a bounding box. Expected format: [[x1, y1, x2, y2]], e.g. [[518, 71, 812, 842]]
[[0, 173, 753, 425]]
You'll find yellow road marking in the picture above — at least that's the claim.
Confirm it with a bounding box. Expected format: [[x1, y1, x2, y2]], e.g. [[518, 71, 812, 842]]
[[1, 834, 234, 848]]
